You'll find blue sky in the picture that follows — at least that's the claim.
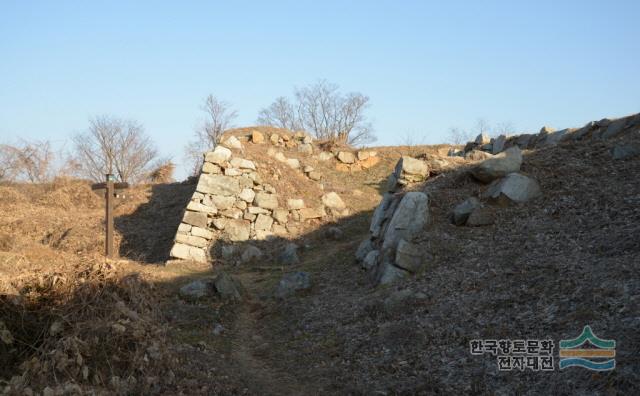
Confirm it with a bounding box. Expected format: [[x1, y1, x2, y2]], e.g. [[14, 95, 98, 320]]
[[1, 1, 639, 179]]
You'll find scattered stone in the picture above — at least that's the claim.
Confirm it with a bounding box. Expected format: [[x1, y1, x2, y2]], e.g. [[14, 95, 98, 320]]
[[240, 245, 263, 263], [337, 151, 356, 164], [285, 158, 300, 169], [287, 198, 305, 209], [254, 192, 279, 209], [377, 260, 410, 285], [362, 249, 379, 270], [213, 272, 244, 301], [466, 207, 495, 226], [611, 144, 640, 160], [322, 192, 346, 211], [298, 143, 313, 155], [325, 226, 344, 240], [356, 238, 375, 261], [394, 239, 425, 273], [221, 136, 242, 150], [492, 135, 507, 154], [299, 207, 326, 220], [451, 197, 481, 226], [303, 165, 314, 173], [277, 243, 300, 266], [274, 152, 287, 162], [307, 171, 322, 181], [179, 279, 213, 299], [318, 152, 335, 161], [224, 219, 251, 241], [205, 146, 232, 165], [251, 131, 264, 144], [381, 192, 429, 251], [470, 146, 522, 183], [274, 272, 311, 299], [230, 158, 256, 170], [465, 150, 493, 161], [482, 172, 542, 203]]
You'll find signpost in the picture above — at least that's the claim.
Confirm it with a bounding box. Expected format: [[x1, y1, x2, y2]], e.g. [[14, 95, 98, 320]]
[[91, 174, 129, 258]]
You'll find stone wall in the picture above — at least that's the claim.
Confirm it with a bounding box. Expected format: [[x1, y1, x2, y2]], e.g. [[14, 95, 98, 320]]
[[168, 132, 349, 264]]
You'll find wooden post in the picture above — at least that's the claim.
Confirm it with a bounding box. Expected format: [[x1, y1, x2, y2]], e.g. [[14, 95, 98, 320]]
[[91, 174, 129, 259], [105, 174, 114, 258]]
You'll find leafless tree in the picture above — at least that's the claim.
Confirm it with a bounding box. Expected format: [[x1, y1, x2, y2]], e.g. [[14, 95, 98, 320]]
[[447, 127, 472, 145], [72, 115, 158, 183], [184, 95, 238, 175], [474, 118, 492, 137], [0, 140, 54, 183], [495, 121, 515, 136], [258, 80, 375, 145], [257, 96, 301, 130]]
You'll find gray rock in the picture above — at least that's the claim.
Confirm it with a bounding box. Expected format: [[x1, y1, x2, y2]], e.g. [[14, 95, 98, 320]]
[[321, 192, 346, 211], [611, 144, 640, 160], [325, 226, 344, 240], [277, 243, 300, 265], [356, 239, 374, 261], [482, 172, 541, 203], [214, 272, 244, 301], [254, 192, 279, 209], [362, 249, 379, 270], [224, 220, 251, 241], [470, 146, 522, 183], [492, 135, 507, 154], [451, 197, 481, 226], [397, 156, 429, 177], [539, 126, 555, 134], [381, 192, 429, 251], [572, 122, 596, 141], [183, 211, 208, 228], [196, 174, 241, 196], [274, 272, 311, 299], [370, 193, 393, 237], [240, 245, 263, 263], [377, 260, 410, 286], [204, 146, 232, 165], [466, 207, 495, 226], [602, 118, 628, 139], [515, 134, 534, 148], [465, 150, 493, 161], [394, 239, 424, 273], [540, 129, 569, 146], [337, 151, 356, 164], [179, 279, 213, 299]]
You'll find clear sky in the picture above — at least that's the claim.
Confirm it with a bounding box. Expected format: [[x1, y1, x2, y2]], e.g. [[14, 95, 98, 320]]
[[1, 1, 639, 179]]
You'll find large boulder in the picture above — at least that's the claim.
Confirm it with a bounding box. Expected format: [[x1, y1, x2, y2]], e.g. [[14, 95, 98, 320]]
[[355, 238, 374, 262], [470, 147, 523, 183], [196, 174, 241, 196], [450, 197, 481, 226], [274, 272, 311, 299], [482, 173, 541, 203], [602, 118, 628, 139], [369, 193, 392, 237], [381, 192, 429, 251], [322, 192, 346, 211], [394, 240, 425, 273], [492, 135, 507, 154], [611, 144, 639, 160]]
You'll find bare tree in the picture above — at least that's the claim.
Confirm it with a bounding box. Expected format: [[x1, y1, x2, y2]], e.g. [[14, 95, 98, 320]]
[[258, 80, 375, 145], [257, 96, 301, 130], [72, 115, 158, 183], [474, 118, 491, 137], [495, 121, 515, 136], [184, 95, 238, 175], [447, 127, 472, 145], [0, 140, 54, 183]]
